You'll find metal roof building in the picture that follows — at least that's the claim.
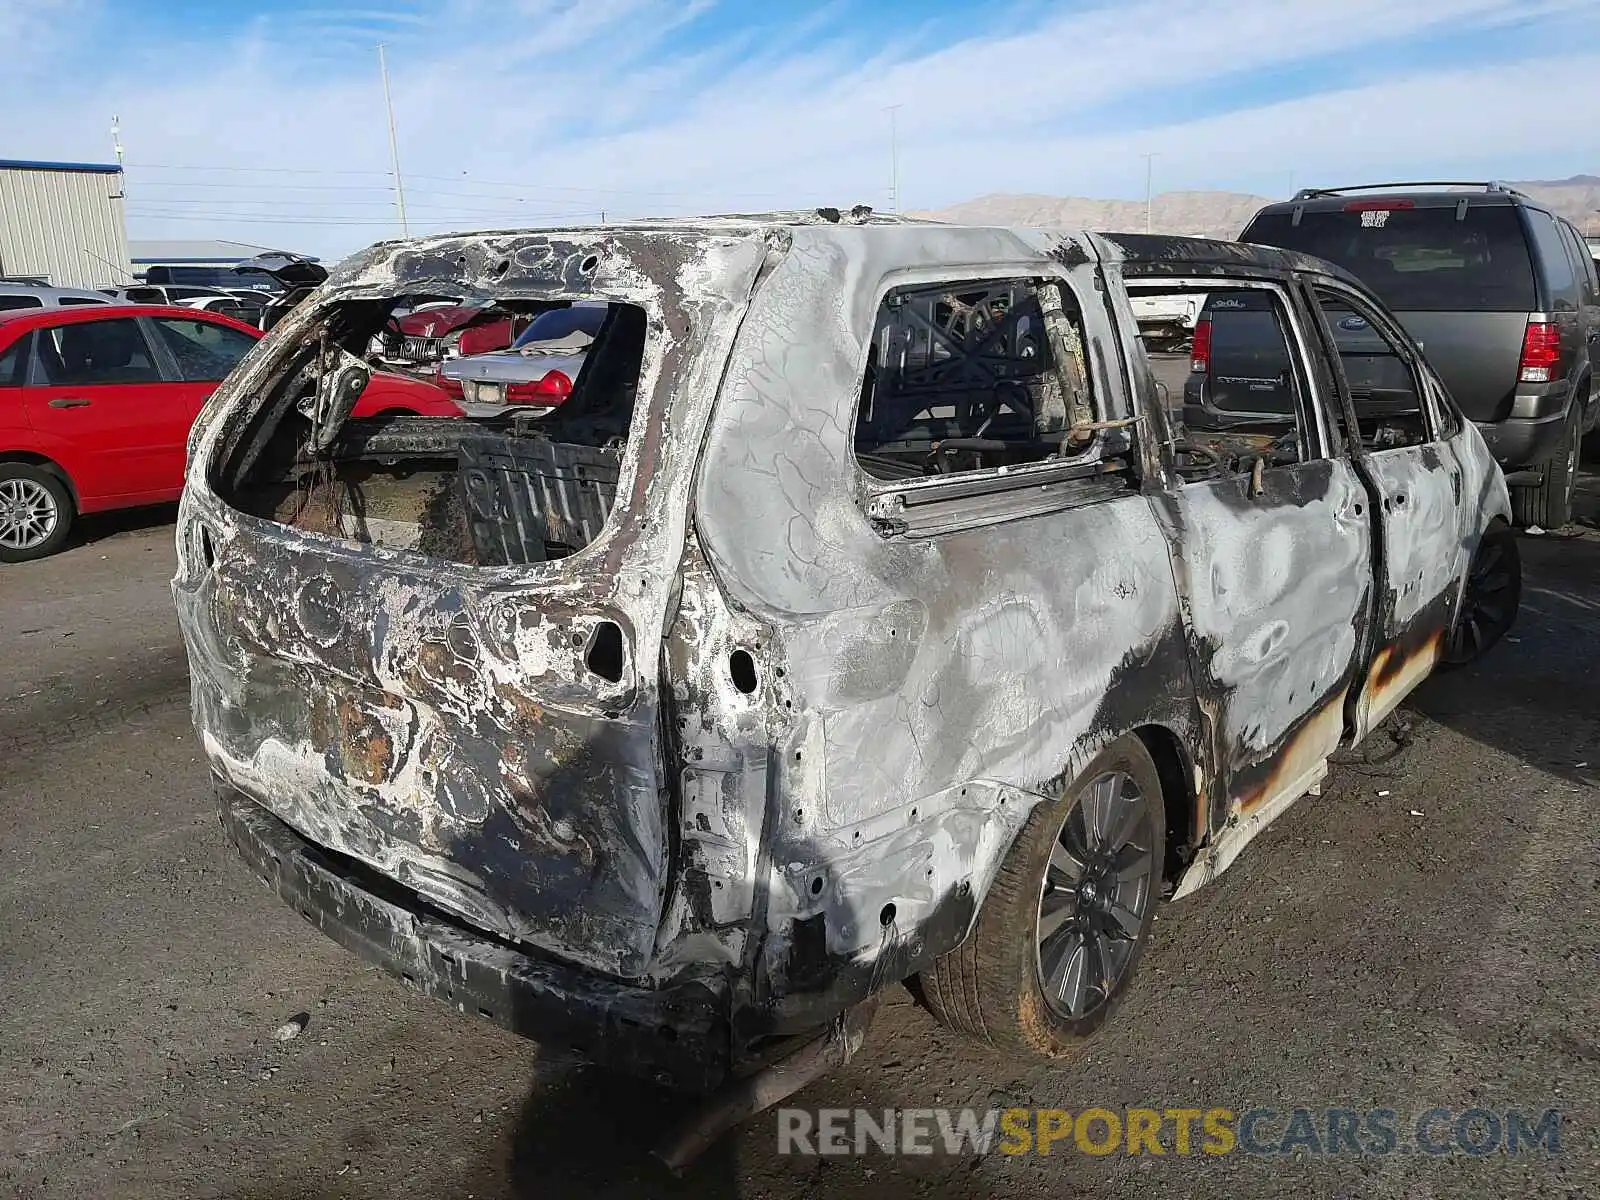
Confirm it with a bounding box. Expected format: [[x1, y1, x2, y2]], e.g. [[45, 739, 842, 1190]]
[[0, 159, 132, 289], [129, 238, 318, 267]]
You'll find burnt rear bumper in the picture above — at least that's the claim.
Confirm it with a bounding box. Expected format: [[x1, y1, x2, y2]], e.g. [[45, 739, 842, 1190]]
[[217, 788, 730, 1091]]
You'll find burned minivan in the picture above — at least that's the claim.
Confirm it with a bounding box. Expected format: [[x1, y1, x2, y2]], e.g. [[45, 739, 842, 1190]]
[[174, 215, 1517, 1148]]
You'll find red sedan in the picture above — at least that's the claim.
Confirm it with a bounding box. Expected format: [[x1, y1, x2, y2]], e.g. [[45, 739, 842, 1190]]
[[0, 305, 459, 561]]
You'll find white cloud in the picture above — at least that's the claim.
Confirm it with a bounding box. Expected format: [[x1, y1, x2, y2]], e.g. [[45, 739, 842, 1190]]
[[2, 0, 1595, 260]]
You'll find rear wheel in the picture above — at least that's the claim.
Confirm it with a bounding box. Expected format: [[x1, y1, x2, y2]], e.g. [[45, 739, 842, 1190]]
[[1510, 407, 1579, 529], [1441, 521, 1521, 667], [0, 464, 74, 563], [915, 735, 1164, 1057]]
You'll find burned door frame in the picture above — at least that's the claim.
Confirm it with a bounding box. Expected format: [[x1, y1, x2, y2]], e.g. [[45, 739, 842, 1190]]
[[1132, 273, 1376, 898], [1300, 279, 1471, 740]]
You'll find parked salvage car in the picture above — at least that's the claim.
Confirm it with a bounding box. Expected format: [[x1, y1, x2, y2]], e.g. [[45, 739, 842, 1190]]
[[0, 305, 461, 561], [1241, 181, 1599, 528], [375, 299, 531, 370], [439, 301, 606, 415], [173, 216, 1518, 1161]]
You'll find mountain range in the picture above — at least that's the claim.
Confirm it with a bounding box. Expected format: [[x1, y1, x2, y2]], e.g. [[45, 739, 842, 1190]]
[[914, 175, 1600, 239]]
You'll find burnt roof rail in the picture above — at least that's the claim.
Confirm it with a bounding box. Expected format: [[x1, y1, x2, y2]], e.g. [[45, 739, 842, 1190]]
[[1290, 181, 1530, 202]]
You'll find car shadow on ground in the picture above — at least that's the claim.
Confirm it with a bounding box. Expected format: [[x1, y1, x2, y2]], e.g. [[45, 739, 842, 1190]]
[[67, 501, 179, 550], [1407, 465, 1600, 790], [497, 1048, 1008, 1200]]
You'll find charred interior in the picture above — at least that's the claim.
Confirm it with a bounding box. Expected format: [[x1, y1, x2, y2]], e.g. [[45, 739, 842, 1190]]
[[216, 294, 649, 565]]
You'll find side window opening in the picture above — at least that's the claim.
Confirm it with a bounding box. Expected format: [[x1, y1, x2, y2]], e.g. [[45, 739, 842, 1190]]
[[852, 277, 1097, 482], [1311, 287, 1430, 451], [1131, 281, 1320, 481], [1526, 210, 1577, 307]]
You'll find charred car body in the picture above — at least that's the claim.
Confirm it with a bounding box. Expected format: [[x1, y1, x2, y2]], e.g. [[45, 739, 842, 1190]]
[[174, 216, 1518, 1107]]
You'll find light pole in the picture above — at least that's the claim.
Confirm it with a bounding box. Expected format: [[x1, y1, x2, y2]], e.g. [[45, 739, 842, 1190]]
[[887, 104, 903, 212], [378, 44, 409, 237], [1143, 153, 1157, 234]]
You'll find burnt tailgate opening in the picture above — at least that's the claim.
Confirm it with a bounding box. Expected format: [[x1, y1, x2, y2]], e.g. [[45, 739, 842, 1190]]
[[217, 297, 649, 565]]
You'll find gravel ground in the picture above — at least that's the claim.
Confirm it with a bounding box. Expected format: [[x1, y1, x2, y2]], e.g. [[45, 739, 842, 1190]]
[[2, 474, 1596, 1200]]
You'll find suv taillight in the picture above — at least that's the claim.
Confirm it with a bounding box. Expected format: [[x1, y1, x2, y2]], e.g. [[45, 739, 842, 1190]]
[[1518, 321, 1562, 384], [1189, 318, 1212, 374]]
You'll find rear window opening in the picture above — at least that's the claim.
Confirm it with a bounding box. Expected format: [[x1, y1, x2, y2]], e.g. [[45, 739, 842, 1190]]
[[1244, 204, 1537, 313], [215, 294, 649, 567]]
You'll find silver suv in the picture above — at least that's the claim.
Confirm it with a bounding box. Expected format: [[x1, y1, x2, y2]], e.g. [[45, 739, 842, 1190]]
[[0, 282, 121, 311], [1242, 182, 1599, 527]]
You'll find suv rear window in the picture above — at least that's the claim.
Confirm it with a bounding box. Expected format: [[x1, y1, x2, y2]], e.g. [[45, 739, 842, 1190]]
[[1244, 204, 1536, 313]]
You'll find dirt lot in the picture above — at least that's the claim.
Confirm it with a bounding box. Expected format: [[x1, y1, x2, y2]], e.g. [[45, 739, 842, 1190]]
[[2, 475, 1597, 1200]]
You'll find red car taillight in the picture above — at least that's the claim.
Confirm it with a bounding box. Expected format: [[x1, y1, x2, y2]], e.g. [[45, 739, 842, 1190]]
[[1517, 321, 1562, 384], [505, 369, 574, 405], [1189, 318, 1212, 374]]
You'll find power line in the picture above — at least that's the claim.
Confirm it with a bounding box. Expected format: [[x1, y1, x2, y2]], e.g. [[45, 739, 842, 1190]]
[[124, 207, 608, 227], [124, 181, 605, 208], [124, 161, 792, 200]]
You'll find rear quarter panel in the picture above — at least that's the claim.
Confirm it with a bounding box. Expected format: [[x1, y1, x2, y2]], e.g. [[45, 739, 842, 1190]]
[[692, 225, 1200, 1018]]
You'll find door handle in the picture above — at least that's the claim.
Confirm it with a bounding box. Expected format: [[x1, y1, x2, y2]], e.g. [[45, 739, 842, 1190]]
[[47, 397, 91, 409]]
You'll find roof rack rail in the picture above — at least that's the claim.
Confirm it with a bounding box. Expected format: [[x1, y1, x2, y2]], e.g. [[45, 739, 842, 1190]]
[[1291, 181, 1529, 202]]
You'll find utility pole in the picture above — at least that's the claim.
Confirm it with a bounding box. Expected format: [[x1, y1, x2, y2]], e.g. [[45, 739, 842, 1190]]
[[1143, 153, 1156, 234], [377, 44, 409, 236], [109, 115, 126, 199], [886, 104, 903, 212]]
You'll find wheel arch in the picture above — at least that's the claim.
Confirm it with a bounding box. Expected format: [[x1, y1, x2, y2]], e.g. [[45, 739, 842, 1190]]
[[1132, 723, 1203, 888], [0, 451, 79, 509], [1021, 722, 1204, 893]]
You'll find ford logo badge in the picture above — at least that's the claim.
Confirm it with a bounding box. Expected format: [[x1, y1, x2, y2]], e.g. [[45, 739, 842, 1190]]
[[1338, 316, 1369, 332]]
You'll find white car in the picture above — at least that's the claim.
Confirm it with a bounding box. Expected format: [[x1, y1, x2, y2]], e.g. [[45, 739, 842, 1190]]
[[1127, 289, 1207, 351], [105, 284, 242, 307]]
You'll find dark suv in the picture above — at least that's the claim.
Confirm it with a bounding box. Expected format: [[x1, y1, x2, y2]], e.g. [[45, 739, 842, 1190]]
[[1241, 182, 1599, 527]]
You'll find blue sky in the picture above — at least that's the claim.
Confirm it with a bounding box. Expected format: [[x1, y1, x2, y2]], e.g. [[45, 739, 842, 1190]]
[[4, 0, 1598, 261]]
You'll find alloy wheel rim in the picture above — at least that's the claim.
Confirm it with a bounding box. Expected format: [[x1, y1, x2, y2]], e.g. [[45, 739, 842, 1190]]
[[0, 478, 59, 551], [1036, 770, 1155, 1020], [1448, 539, 1515, 661]]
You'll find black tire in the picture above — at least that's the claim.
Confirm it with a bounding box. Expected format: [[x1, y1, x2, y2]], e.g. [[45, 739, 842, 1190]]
[[1509, 407, 1579, 529], [0, 463, 74, 563], [1440, 520, 1521, 668], [916, 735, 1165, 1057]]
